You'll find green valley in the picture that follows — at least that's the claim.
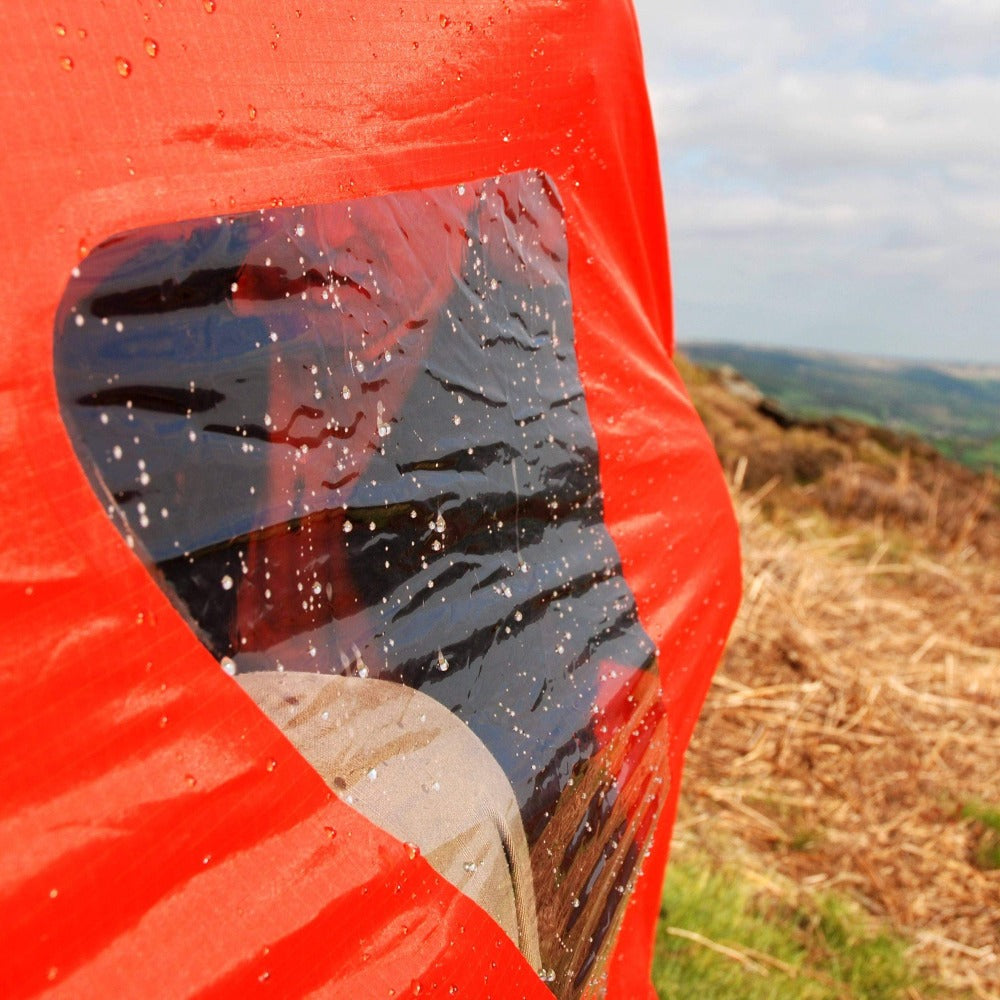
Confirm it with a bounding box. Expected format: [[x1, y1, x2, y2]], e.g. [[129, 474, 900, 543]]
[[682, 343, 1000, 471]]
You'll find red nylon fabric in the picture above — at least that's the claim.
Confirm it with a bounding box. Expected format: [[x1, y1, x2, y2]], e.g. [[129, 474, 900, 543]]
[[0, 2, 741, 998]]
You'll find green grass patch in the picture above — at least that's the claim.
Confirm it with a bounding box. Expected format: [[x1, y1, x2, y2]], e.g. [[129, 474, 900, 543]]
[[653, 853, 930, 999], [936, 436, 1000, 474], [961, 800, 1000, 870]]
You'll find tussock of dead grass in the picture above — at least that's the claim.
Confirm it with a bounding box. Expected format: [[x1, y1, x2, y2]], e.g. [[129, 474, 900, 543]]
[[674, 472, 1000, 998]]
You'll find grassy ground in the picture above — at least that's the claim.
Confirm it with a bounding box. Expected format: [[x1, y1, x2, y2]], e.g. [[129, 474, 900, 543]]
[[654, 359, 1000, 999], [654, 851, 926, 999]]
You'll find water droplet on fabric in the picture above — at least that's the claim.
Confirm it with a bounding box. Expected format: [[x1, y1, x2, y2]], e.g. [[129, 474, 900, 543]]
[[115, 56, 132, 78], [376, 400, 391, 437], [59, 55, 74, 71], [220, 574, 234, 590], [220, 656, 237, 676], [143, 37, 158, 57], [203, 0, 216, 11]]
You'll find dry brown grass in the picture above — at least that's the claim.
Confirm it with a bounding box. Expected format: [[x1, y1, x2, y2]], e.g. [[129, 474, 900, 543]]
[[676, 476, 1000, 997], [672, 358, 1000, 997]]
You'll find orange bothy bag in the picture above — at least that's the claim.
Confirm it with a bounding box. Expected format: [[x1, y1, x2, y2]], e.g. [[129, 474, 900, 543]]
[[0, 3, 740, 998]]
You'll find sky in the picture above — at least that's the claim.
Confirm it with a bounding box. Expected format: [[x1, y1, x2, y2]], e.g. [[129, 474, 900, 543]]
[[631, 0, 1000, 365]]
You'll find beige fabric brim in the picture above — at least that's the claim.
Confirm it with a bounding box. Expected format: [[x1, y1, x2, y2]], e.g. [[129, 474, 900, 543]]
[[237, 670, 541, 971]]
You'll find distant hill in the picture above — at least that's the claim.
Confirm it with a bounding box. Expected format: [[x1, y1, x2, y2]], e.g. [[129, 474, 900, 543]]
[[681, 342, 1000, 471]]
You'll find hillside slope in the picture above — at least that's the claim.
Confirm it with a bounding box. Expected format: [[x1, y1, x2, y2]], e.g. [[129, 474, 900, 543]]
[[659, 357, 1000, 997], [682, 342, 1000, 472], [681, 356, 999, 560]]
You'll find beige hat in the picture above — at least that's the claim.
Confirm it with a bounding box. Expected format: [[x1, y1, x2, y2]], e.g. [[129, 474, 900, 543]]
[[237, 670, 541, 970]]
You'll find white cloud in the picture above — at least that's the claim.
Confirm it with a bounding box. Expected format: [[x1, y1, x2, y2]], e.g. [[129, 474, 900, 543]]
[[632, 0, 1000, 362], [636, 4, 807, 69], [654, 72, 1000, 170]]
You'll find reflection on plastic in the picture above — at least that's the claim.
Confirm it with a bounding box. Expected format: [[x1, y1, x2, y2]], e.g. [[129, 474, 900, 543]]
[[55, 170, 671, 997]]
